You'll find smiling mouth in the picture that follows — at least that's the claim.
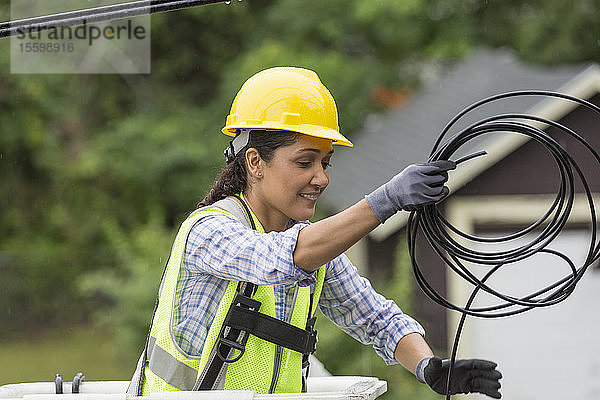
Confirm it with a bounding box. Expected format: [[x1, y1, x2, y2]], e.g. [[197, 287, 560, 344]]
[[299, 193, 319, 201]]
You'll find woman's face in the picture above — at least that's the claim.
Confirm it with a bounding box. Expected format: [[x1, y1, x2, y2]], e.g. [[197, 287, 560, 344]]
[[250, 134, 334, 229]]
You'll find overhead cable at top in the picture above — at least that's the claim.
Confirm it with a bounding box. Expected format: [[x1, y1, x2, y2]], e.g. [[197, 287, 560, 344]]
[[0, 0, 234, 38]]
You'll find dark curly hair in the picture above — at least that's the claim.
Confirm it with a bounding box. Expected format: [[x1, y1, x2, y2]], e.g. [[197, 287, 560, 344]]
[[198, 130, 299, 207]]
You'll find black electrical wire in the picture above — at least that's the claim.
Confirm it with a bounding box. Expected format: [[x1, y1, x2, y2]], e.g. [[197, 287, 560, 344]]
[[0, 0, 231, 38], [407, 90, 600, 399]]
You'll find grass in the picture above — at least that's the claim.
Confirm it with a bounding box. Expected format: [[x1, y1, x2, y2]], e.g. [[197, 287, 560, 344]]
[[0, 325, 136, 385]]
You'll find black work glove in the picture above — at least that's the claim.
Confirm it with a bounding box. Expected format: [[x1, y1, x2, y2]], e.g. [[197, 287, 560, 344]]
[[365, 160, 456, 223], [424, 356, 502, 399]]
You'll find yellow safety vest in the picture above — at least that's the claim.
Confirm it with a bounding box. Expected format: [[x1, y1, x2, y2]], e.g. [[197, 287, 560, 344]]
[[127, 196, 326, 395]]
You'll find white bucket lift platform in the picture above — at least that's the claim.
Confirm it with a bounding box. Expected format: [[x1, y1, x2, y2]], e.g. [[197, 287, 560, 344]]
[[0, 377, 387, 400]]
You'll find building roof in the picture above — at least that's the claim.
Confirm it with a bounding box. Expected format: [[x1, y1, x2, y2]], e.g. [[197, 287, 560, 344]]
[[320, 48, 599, 240]]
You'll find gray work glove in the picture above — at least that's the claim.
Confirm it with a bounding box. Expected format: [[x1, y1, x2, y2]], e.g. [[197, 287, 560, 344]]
[[365, 160, 456, 223], [422, 356, 502, 399]]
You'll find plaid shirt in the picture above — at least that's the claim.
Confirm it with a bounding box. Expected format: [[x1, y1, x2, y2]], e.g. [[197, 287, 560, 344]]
[[172, 213, 424, 365]]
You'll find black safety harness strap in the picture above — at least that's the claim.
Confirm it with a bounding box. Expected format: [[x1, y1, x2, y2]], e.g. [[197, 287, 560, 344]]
[[301, 293, 317, 393], [195, 281, 257, 390], [225, 292, 318, 355]]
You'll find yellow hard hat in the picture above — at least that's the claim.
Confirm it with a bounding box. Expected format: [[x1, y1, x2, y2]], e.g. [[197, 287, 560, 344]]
[[222, 67, 353, 147]]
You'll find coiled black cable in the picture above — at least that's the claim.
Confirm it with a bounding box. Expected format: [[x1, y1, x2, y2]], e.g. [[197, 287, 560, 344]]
[[407, 91, 600, 399]]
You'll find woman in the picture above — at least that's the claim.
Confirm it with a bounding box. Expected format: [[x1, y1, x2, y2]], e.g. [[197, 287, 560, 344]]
[[128, 67, 502, 398]]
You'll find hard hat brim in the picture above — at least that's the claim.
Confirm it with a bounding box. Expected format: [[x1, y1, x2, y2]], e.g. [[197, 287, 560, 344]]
[[222, 124, 353, 147]]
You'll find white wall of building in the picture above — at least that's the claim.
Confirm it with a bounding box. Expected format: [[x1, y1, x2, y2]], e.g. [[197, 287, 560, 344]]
[[446, 195, 600, 400]]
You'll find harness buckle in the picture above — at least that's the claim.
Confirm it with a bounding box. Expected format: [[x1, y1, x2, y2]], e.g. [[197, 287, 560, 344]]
[[216, 336, 248, 363], [215, 292, 261, 363]]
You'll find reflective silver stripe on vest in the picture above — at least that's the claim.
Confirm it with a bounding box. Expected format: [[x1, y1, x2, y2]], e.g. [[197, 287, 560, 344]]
[[147, 336, 198, 391]]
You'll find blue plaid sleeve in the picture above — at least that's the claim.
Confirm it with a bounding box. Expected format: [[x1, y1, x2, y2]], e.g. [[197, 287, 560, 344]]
[[319, 253, 425, 365], [185, 213, 316, 287]]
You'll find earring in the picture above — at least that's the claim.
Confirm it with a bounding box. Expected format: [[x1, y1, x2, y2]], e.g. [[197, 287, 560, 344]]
[[258, 172, 262, 177]]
